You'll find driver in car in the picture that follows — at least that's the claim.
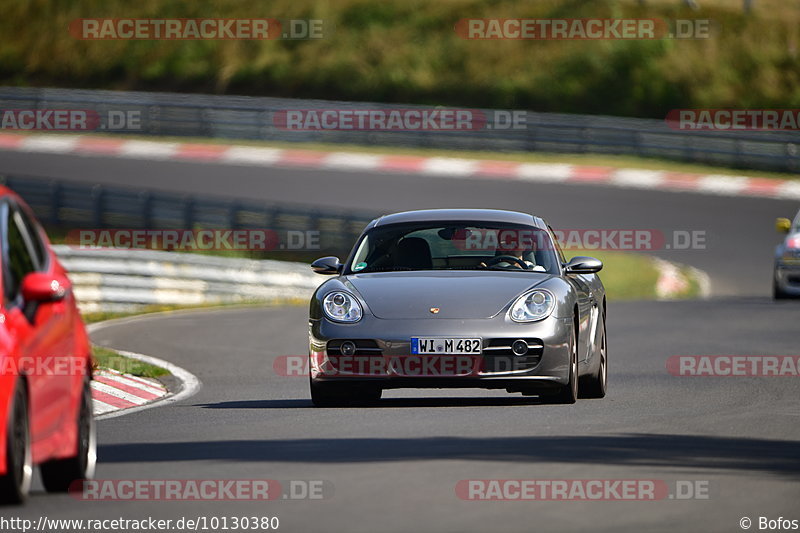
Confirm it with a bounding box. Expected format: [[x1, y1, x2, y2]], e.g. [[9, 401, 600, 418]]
[[479, 249, 535, 269], [478, 231, 536, 270]]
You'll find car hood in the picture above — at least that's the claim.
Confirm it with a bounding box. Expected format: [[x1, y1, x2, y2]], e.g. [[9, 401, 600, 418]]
[[345, 271, 553, 319]]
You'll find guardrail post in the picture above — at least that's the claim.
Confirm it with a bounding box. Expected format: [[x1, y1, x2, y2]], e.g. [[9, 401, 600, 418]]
[[786, 143, 798, 173], [149, 105, 159, 135], [91, 185, 104, 228], [229, 201, 240, 230], [140, 191, 153, 229], [50, 180, 62, 226], [182, 196, 195, 228], [526, 121, 537, 152]]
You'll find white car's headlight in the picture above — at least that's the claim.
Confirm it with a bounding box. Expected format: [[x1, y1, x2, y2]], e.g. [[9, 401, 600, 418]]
[[508, 289, 555, 322], [323, 291, 363, 322]]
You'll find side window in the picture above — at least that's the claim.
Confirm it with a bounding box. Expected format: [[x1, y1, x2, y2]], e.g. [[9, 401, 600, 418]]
[[15, 206, 47, 269], [548, 225, 567, 265], [2, 207, 40, 307]]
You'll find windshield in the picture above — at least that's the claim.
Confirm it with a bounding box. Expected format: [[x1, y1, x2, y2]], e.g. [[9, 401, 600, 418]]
[[347, 222, 560, 274]]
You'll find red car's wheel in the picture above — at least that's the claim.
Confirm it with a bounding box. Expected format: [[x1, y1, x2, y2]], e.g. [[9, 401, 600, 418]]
[[41, 375, 97, 492], [0, 379, 32, 504]]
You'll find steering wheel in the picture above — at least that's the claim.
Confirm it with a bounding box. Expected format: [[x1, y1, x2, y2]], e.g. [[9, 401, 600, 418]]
[[484, 255, 529, 269]]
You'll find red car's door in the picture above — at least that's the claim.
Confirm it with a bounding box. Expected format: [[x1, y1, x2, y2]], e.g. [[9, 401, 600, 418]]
[[1, 201, 72, 457]]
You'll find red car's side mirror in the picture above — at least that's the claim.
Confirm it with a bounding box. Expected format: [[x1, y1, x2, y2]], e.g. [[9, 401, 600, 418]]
[[21, 272, 69, 302]]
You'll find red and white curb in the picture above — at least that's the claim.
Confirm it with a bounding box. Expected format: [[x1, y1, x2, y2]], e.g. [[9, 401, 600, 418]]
[[91, 368, 167, 416], [1, 132, 798, 200], [87, 316, 201, 420]]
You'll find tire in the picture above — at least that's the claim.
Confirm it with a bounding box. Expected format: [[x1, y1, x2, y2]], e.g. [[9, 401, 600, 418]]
[[580, 323, 607, 399], [548, 323, 578, 404], [310, 378, 382, 407], [0, 379, 32, 504], [40, 375, 96, 493], [773, 278, 789, 300]]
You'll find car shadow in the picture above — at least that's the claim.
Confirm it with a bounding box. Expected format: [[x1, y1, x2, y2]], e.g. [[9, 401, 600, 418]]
[[98, 433, 800, 478], [195, 396, 546, 409]]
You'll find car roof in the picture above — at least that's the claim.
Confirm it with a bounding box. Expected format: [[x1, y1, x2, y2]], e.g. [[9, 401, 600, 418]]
[[370, 208, 543, 228]]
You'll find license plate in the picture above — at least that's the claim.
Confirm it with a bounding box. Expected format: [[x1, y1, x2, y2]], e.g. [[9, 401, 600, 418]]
[[411, 337, 481, 355]]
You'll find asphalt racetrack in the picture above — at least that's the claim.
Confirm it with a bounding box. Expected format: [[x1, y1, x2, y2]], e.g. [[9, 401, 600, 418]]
[[3, 150, 800, 532]]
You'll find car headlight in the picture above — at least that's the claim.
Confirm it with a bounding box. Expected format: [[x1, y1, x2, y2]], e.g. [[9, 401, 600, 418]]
[[323, 291, 363, 322], [508, 289, 555, 322]]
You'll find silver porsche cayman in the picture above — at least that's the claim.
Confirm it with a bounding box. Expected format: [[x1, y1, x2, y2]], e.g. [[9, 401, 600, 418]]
[[308, 209, 607, 406]]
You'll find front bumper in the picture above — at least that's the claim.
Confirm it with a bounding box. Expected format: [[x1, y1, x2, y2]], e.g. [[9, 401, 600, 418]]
[[309, 313, 573, 392], [775, 263, 800, 296]]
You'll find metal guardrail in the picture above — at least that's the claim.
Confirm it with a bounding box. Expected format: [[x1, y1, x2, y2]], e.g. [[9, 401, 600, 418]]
[[0, 174, 365, 312], [1, 174, 377, 258], [1, 87, 798, 173], [53, 245, 323, 313]]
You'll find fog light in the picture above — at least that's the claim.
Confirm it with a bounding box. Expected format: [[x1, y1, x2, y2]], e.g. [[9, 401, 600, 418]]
[[511, 340, 529, 356], [340, 341, 357, 356]]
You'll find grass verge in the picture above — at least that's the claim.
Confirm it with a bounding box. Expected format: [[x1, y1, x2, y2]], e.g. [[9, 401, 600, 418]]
[[574, 249, 700, 300], [91, 345, 169, 378]]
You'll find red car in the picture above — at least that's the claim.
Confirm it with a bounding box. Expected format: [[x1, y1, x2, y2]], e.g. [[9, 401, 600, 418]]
[[0, 186, 95, 504]]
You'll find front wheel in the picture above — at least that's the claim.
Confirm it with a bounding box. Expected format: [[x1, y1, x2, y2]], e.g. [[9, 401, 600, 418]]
[[580, 324, 607, 399], [547, 324, 578, 404], [773, 278, 789, 300], [41, 375, 97, 492], [0, 379, 32, 504]]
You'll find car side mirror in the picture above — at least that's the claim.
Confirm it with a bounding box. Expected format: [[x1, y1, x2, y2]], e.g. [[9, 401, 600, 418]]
[[311, 256, 342, 275], [565, 256, 603, 274], [21, 272, 69, 302], [776, 218, 792, 234]]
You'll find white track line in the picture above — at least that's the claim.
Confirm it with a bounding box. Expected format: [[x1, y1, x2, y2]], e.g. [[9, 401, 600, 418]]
[[421, 157, 479, 176], [92, 400, 119, 416], [516, 163, 573, 182], [220, 146, 284, 165], [322, 152, 383, 170], [118, 140, 179, 159], [20, 135, 81, 153]]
